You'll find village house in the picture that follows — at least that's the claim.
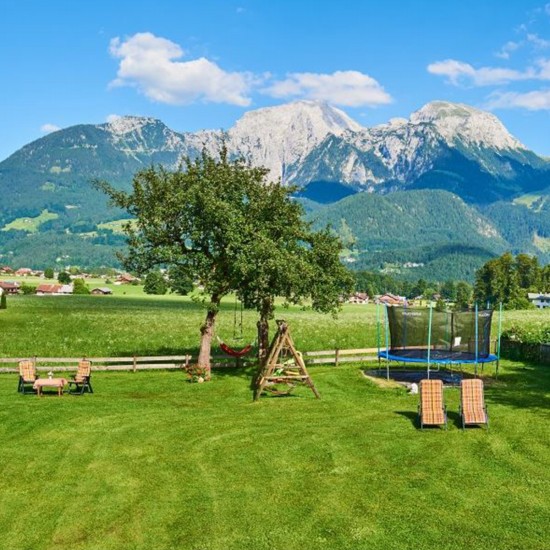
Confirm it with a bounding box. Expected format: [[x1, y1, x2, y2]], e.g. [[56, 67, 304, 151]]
[[348, 292, 370, 304], [527, 292, 550, 309], [15, 268, 33, 276], [375, 293, 407, 306], [0, 266, 14, 274], [115, 273, 139, 285], [0, 281, 20, 295], [91, 287, 113, 295], [36, 284, 73, 296]]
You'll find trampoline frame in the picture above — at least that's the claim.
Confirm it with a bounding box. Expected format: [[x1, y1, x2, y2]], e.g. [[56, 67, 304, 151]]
[[376, 302, 502, 381]]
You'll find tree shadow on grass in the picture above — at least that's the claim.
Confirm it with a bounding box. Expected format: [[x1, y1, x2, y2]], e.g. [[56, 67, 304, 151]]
[[395, 410, 419, 428], [487, 361, 550, 413]]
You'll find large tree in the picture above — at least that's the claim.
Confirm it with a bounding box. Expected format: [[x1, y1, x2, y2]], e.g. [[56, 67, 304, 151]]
[[95, 149, 270, 376], [96, 149, 353, 373]]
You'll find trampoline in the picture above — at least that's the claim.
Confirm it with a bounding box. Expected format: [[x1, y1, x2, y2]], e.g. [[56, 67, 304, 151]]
[[377, 304, 501, 380]]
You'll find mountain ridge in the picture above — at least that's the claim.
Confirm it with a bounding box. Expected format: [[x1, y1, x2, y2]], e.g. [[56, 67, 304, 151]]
[[0, 100, 549, 275]]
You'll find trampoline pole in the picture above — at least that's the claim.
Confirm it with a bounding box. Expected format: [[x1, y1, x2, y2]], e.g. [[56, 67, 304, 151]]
[[496, 301, 503, 379], [427, 303, 433, 380], [474, 302, 479, 378], [376, 302, 381, 374], [384, 304, 390, 381]]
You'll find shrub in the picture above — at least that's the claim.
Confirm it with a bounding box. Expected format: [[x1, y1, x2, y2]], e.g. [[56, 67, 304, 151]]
[[20, 284, 36, 295], [0, 293, 6, 309], [73, 278, 90, 295]]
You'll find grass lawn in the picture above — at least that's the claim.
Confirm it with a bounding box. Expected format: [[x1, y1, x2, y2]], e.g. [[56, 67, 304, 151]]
[[0, 296, 548, 549], [0, 361, 549, 550]]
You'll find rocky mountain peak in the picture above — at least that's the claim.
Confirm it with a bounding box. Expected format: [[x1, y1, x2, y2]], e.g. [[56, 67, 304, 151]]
[[228, 100, 363, 181], [101, 115, 161, 136], [410, 101, 525, 150]]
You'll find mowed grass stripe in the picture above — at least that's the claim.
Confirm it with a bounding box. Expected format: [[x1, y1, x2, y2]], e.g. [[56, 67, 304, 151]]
[[0, 360, 549, 550]]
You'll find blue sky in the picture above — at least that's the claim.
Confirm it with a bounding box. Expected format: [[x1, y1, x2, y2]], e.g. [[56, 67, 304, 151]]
[[1, 0, 550, 161]]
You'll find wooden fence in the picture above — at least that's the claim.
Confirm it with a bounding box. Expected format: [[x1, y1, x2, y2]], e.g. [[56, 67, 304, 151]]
[[0, 348, 381, 374]]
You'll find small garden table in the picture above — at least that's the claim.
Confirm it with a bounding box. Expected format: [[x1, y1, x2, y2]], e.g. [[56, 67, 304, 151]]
[[33, 378, 68, 397]]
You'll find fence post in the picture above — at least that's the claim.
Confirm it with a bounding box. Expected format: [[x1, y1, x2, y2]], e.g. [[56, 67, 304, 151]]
[[133, 355, 137, 373], [335, 348, 340, 368]]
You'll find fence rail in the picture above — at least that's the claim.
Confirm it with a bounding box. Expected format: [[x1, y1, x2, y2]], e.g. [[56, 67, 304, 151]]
[[0, 348, 382, 374]]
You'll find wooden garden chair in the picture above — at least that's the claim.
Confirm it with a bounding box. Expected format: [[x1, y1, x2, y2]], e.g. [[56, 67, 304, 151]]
[[18, 359, 38, 394], [459, 379, 489, 430], [418, 379, 447, 429], [68, 359, 93, 395]]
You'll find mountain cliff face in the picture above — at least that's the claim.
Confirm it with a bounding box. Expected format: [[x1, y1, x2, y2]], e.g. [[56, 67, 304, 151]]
[[295, 101, 549, 203], [0, 100, 549, 272]]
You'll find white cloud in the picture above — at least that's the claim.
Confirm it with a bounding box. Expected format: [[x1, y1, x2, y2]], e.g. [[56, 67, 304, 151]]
[[263, 70, 392, 106], [109, 32, 252, 106], [487, 89, 550, 110], [106, 114, 122, 123], [40, 123, 61, 133], [527, 33, 550, 49], [495, 40, 522, 59], [427, 58, 540, 86]]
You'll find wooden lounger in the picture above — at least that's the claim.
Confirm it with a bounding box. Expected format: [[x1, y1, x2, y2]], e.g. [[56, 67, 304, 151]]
[[460, 379, 489, 430], [418, 379, 447, 429]]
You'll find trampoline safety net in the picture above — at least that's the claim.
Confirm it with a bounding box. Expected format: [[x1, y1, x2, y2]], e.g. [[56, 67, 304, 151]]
[[385, 306, 494, 363]]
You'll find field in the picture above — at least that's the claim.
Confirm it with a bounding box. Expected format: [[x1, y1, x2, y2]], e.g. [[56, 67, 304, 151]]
[[0, 294, 549, 549]]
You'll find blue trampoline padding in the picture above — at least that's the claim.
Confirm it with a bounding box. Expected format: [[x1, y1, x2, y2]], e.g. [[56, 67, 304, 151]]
[[378, 350, 498, 365]]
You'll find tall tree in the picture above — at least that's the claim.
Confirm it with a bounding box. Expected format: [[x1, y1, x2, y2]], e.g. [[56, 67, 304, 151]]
[[95, 149, 270, 376], [95, 149, 352, 374]]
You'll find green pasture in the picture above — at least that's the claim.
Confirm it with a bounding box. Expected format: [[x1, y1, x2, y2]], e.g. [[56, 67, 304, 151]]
[[0, 293, 547, 357], [0, 296, 548, 549]]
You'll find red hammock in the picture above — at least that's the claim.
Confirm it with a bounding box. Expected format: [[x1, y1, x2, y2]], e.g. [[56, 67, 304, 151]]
[[216, 336, 255, 358]]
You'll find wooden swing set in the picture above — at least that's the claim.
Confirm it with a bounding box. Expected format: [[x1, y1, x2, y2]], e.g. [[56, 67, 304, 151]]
[[254, 320, 320, 401]]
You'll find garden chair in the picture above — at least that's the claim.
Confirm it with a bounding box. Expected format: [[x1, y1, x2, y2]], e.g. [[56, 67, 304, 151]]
[[418, 379, 447, 429], [68, 359, 93, 395], [459, 379, 489, 430], [18, 359, 38, 394]]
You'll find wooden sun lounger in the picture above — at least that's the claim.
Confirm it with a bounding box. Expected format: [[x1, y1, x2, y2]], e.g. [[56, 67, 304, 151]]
[[460, 379, 489, 430], [418, 379, 447, 429]]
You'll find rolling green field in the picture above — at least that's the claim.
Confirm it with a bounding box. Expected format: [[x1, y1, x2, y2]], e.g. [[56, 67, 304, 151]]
[[0, 295, 548, 549]]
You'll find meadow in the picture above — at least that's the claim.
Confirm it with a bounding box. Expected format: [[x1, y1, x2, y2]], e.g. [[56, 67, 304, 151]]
[[0, 291, 548, 549]]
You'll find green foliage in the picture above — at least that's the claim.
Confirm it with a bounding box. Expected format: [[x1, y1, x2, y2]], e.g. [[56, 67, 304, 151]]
[[144, 271, 167, 295], [57, 271, 71, 284], [72, 278, 90, 295], [474, 252, 545, 309], [0, 293, 6, 309], [167, 266, 193, 296], [502, 323, 550, 345], [19, 284, 36, 295], [455, 281, 472, 309], [44, 267, 54, 279]]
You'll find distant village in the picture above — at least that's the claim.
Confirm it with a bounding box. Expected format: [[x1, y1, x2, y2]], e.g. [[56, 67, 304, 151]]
[[0, 266, 139, 296], [1, 266, 548, 308]]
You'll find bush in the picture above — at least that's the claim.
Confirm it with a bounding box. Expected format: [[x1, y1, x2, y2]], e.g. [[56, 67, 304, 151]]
[[0, 293, 6, 309], [44, 267, 54, 279], [502, 324, 550, 345], [144, 271, 167, 295], [57, 271, 71, 284], [73, 278, 90, 295], [20, 284, 36, 295]]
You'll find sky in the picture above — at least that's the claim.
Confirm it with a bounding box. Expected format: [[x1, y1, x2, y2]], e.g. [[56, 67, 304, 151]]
[[1, 0, 550, 161]]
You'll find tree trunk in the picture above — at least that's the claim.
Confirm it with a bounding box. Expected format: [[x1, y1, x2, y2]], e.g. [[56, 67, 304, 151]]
[[198, 298, 219, 379], [257, 299, 273, 367], [257, 317, 269, 367]]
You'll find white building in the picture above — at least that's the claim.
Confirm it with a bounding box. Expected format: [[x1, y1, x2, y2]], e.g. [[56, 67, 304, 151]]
[[527, 292, 550, 309]]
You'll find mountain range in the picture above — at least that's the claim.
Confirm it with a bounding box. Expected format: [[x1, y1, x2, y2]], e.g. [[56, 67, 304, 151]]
[[0, 100, 549, 279]]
